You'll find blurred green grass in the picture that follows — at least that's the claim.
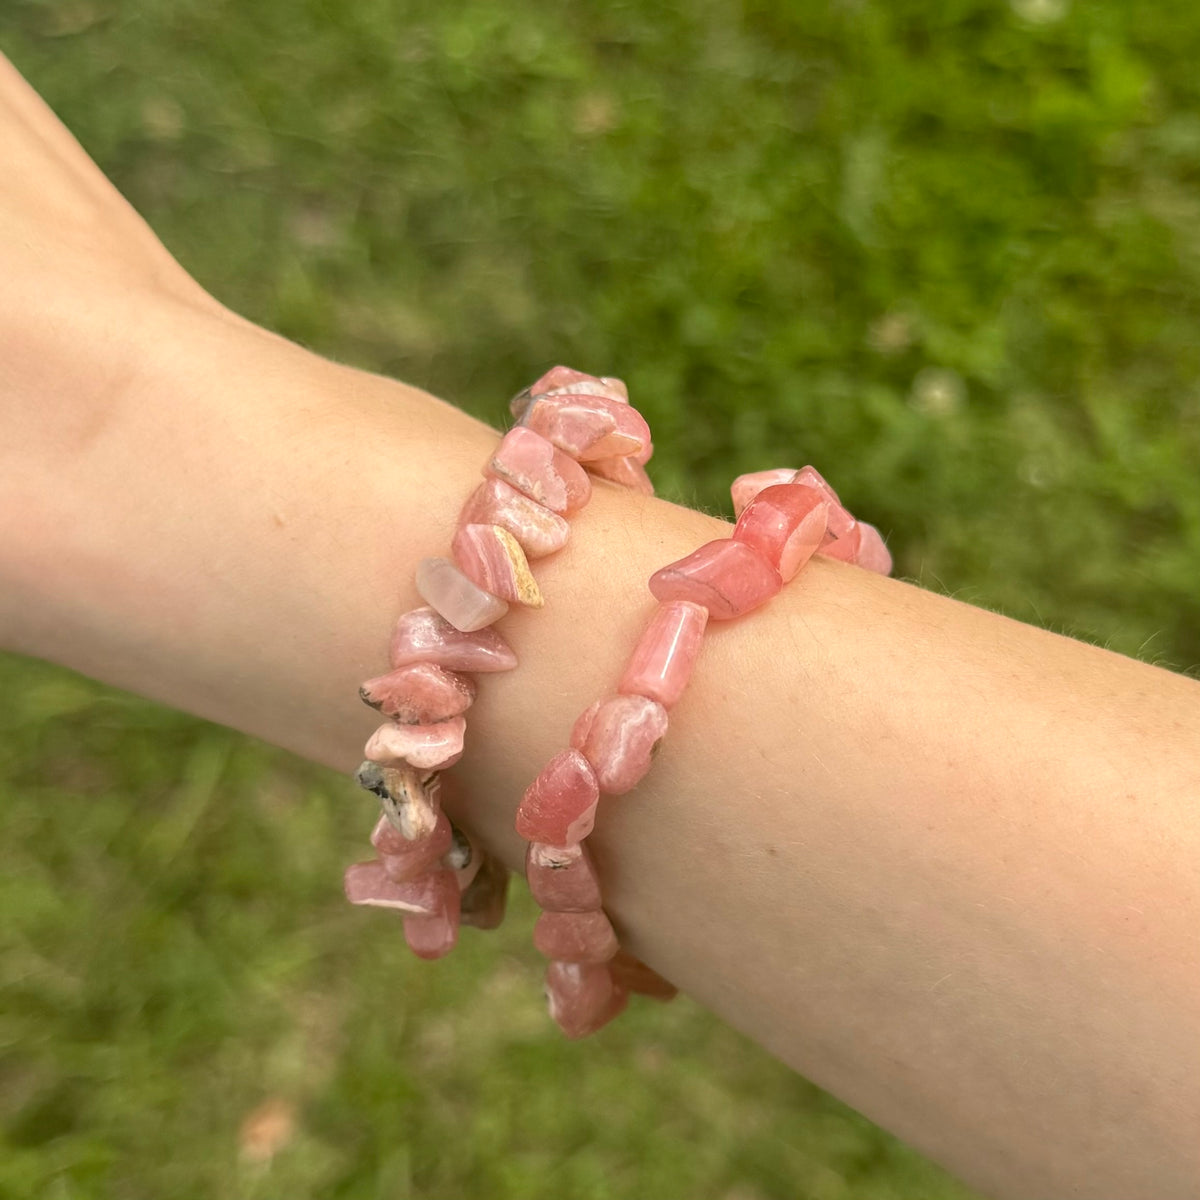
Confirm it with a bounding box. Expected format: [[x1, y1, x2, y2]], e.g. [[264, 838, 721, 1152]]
[[3, 0, 1199, 1196]]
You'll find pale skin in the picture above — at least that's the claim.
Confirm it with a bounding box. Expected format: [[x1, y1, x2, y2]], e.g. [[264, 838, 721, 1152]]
[[2, 53, 1198, 1200]]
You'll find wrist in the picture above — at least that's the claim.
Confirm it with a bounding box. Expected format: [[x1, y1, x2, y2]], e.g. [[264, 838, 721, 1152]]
[[0, 307, 508, 725], [0, 298, 218, 654], [0, 307, 344, 656]]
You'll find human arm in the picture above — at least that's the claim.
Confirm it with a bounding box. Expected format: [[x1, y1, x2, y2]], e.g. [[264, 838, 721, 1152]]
[[2, 54, 1199, 1200]]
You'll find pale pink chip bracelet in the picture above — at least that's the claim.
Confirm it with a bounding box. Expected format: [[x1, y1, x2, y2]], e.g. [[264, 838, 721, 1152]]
[[344, 366, 892, 1037]]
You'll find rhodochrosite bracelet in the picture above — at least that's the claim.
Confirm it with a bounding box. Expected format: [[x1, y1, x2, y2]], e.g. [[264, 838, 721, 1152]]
[[343, 367, 654, 958], [515, 462, 893, 1038], [342, 362, 894, 1041]]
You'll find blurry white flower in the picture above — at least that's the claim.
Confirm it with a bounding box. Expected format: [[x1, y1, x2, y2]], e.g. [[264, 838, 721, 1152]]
[[910, 367, 966, 415], [867, 312, 915, 355], [1011, 0, 1069, 25]]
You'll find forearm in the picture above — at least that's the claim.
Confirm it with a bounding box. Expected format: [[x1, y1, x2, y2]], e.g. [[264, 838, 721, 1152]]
[[6, 312, 1199, 1199]]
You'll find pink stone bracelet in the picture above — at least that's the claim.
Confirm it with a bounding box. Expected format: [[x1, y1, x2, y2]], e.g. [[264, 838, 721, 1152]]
[[514, 461, 893, 1037], [344, 367, 655, 961]]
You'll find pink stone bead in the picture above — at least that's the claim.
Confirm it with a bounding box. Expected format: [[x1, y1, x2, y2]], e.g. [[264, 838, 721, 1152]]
[[403, 909, 460, 959], [515, 749, 601, 844], [344, 860, 455, 916], [572, 693, 669, 795], [451, 523, 544, 608], [526, 841, 604, 912], [570, 699, 602, 750], [544, 961, 628, 1039], [459, 478, 570, 560], [487, 427, 592, 514], [520, 394, 651, 462], [536, 384, 632, 405], [856, 523, 893, 575], [364, 717, 466, 771], [415, 556, 509, 633], [586, 454, 655, 494], [359, 662, 476, 724], [388, 606, 517, 673], [648, 538, 782, 621], [371, 810, 454, 882], [534, 910, 619, 963], [730, 467, 798, 518], [529, 367, 628, 404], [460, 854, 509, 929], [371, 807, 448, 857], [733, 483, 830, 582], [512, 377, 629, 419], [401, 870, 461, 959], [795, 464, 856, 538], [618, 600, 708, 710], [526, 365, 604, 397], [817, 522, 861, 563], [609, 950, 679, 1000]]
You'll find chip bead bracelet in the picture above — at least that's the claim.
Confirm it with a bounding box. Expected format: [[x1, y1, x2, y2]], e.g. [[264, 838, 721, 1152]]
[[343, 367, 655, 961], [515, 461, 894, 1038]]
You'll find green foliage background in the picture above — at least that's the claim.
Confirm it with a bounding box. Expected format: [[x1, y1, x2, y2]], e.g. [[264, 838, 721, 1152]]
[[3, 0, 1199, 1196]]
